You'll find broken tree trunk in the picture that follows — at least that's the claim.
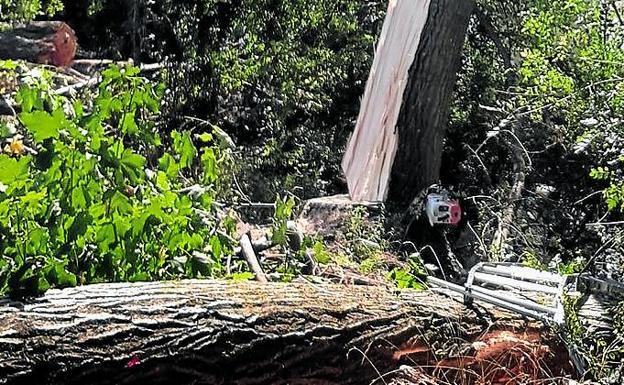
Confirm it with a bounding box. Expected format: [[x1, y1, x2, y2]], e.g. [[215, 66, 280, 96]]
[[0, 22, 77, 67], [0, 280, 553, 385], [342, 0, 474, 204]]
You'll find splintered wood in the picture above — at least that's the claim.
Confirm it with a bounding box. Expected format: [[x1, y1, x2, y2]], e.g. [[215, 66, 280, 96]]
[[341, 0, 431, 202]]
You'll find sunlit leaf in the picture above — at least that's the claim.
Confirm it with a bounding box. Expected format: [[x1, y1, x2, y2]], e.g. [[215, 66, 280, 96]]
[[20, 110, 65, 143]]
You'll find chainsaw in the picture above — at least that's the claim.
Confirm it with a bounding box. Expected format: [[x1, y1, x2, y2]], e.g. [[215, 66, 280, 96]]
[[425, 192, 461, 226]]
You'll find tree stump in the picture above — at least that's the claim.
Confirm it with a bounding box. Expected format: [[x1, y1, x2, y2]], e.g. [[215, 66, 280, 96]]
[[0, 22, 77, 67]]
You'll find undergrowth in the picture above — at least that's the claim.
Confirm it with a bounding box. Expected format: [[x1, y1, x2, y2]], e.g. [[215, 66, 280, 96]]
[[0, 62, 236, 297], [562, 293, 624, 381]]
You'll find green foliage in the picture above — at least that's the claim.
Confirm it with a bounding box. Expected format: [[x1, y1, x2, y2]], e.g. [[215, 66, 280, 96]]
[[0, 64, 234, 297], [271, 194, 296, 246], [387, 253, 427, 290], [310, 239, 331, 264], [590, 167, 612, 181], [557, 257, 584, 275], [227, 272, 255, 281], [0, 0, 63, 22], [563, 294, 584, 340], [512, 0, 624, 212], [522, 250, 547, 271], [67, 0, 384, 201], [345, 206, 388, 259]]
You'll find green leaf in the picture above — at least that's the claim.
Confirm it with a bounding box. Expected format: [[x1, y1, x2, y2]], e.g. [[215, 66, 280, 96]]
[[71, 186, 87, 210], [101, 65, 121, 80], [121, 150, 146, 170], [16, 86, 43, 113], [590, 167, 610, 180], [0, 123, 10, 140], [120, 149, 146, 184], [51, 264, 77, 288], [20, 110, 65, 143], [37, 276, 51, 293], [172, 131, 197, 170], [387, 268, 425, 290], [312, 241, 330, 264], [113, 216, 131, 238], [0, 155, 30, 184], [26, 227, 49, 255], [197, 132, 213, 143], [201, 148, 218, 184], [121, 111, 138, 135], [110, 191, 133, 214], [155, 171, 171, 190], [209, 235, 222, 258], [129, 272, 149, 282], [66, 212, 91, 243], [96, 224, 116, 252], [229, 272, 254, 281], [131, 212, 151, 238], [0, 60, 17, 70], [159, 153, 179, 178], [124, 65, 141, 77], [73, 100, 84, 118], [168, 232, 191, 252], [20, 190, 46, 213]]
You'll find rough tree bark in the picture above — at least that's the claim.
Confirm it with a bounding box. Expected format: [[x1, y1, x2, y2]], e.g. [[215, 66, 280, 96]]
[[0, 22, 77, 67], [387, 0, 474, 204], [342, 0, 474, 204], [342, 0, 433, 202], [0, 280, 537, 385]]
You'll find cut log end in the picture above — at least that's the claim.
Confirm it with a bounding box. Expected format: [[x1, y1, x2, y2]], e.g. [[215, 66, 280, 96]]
[[0, 21, 77, 67], [44, 22, 77, 67]]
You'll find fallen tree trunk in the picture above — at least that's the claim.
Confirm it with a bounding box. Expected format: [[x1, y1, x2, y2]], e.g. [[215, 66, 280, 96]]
[[0, 280, 552, 385], [0, 22, 77, 67]]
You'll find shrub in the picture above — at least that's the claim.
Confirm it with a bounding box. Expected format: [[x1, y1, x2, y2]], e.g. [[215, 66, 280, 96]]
[[0, 63, 234, 297]]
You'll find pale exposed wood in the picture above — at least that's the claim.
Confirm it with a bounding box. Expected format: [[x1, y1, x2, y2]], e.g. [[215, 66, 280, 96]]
[[239, 234, 268, 283], [342, 0, 474, 204], [342, 0, 432, 202]]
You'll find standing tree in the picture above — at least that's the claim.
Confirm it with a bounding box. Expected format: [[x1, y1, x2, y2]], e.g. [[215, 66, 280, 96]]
[[342, 0, 474, 205]]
